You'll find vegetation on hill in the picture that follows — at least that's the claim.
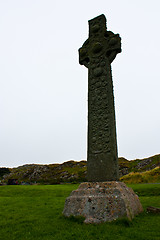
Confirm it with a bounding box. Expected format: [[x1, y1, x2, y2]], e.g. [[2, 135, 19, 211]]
[[120, 167, 160, 184], [1, 161, 87, 184], [119, 154, 160, 174], [1, 154, 160, 184], [0, 168, 10, 179]]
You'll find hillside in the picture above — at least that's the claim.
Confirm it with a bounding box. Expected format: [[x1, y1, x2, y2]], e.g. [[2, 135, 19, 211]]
[[121, 167, 160, 184], [1, 154, 160, 184]]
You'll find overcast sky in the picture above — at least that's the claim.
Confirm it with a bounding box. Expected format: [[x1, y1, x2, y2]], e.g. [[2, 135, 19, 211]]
[[0, 0, 160, 167]]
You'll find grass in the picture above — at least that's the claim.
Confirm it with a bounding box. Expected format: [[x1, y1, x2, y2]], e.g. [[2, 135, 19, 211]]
[[120, 167, 160, 184], [0, 184, 160, 240]]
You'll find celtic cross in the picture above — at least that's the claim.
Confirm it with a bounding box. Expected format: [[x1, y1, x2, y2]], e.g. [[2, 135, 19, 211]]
[[79, 14, 121, 181]]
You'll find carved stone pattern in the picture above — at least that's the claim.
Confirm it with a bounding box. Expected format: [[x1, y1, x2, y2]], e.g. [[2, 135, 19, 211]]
[[88, 59, 113, 155]]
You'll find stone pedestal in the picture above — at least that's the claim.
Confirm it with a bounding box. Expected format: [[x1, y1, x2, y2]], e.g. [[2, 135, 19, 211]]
[[63, 182, 143, 224]]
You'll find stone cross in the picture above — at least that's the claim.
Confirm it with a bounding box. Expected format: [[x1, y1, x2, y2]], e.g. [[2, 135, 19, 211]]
[[63, 15, 143, 223], [79, 14, 121, 181]]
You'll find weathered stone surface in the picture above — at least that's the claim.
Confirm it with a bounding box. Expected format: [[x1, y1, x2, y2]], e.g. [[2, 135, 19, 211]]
[[63, 181, 143, 223], [79, 14, 121, 182]]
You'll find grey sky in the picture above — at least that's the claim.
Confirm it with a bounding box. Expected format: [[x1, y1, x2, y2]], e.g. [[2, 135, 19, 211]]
[[0, 0, 160, 167]]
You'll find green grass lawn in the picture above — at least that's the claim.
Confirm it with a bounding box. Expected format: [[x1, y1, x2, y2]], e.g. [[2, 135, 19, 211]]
[[0, 183, 160, 240]]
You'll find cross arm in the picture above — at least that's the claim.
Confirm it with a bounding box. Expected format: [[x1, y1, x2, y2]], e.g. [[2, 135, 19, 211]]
[[105, 31, 121, 63], [79, 39, 90, 68]]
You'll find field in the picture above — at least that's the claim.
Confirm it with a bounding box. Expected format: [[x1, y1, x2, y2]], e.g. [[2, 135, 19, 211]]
[[0, 184, 160, 240]]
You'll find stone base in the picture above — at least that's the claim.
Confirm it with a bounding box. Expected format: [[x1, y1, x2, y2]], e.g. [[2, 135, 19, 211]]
[[63, 181, 143, 224]]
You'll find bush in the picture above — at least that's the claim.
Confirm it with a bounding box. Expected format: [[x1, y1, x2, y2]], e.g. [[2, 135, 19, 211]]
[[0, 168, 10, 179]]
